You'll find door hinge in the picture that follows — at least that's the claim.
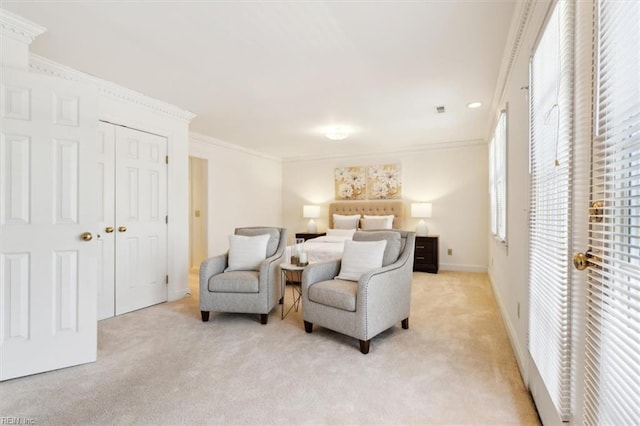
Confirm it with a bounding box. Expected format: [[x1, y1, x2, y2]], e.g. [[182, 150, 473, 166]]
[[165, 155, 169, 164], [165, 215, 168, 224], [165, 275, 169, 285]]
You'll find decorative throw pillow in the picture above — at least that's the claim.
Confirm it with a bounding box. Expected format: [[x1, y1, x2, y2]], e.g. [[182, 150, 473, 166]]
[[333, 214, 361, 229], [353, 231, 402, 266], [226, 234, 271, 271], [360, 216, 393, 230], [235, 228, 280, 257], [335, 239, 387, 281], [326, 228, 357, 238]]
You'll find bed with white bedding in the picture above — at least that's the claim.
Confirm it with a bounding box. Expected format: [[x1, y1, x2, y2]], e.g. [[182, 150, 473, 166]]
[[290, 201, 405, 263], [300, 232, 354, 262]]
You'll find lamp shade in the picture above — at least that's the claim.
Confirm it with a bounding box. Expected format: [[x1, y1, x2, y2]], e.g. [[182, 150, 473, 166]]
[[411, 203, 432, 218], [303, 205, 321, 218]]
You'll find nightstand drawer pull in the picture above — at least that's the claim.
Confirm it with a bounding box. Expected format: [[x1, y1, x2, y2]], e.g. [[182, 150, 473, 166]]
[[416, 256, 425, 260], [416, 245, 425, 249]]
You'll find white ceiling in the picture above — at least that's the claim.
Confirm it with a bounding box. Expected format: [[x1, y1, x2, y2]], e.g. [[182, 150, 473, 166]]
[[3, 1, 516, 160]]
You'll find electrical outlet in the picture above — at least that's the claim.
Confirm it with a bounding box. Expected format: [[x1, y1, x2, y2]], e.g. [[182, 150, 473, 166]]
[[517, 302, 521, 319], [447, 248, 452, 256]]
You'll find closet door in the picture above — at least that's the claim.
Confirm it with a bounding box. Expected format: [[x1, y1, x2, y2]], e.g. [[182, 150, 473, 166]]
[[115, 126, 168, 315], [97, 122, 115, 320]]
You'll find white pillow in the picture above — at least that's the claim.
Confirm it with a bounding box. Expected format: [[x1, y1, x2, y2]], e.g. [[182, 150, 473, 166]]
[[333, 214, 361, 229], [364, 214, 394, 221], [335, 240, 387, 281], [226, 234, 270, 271], [326, 228, 357, 238], [360, 216, 393, 230]]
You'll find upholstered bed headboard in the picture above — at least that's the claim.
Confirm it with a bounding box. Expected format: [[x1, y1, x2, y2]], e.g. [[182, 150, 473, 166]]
[[329, 201, 405, 230]]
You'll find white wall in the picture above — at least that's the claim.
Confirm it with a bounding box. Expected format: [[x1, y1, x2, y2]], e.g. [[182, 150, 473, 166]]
[[282, 143, 489, 272], [189, 133, 283, 257], [487, 0, 551, 382]]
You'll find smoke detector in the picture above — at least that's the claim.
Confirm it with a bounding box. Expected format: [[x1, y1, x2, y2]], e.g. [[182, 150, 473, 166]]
[[435, 105, 446, 114]]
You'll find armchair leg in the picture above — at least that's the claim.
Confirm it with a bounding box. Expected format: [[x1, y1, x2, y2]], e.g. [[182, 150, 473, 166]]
[[201, 311, 210, 322], [260, 314, 268, 325], [359, 339, 371, 354], [402, 318, 409, 329], [304, 321, 313, 333]]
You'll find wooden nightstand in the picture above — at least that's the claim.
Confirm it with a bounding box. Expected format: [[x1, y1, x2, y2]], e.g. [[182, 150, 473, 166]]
[[295, 232, 326, 241], [414, 236, 439, 273]]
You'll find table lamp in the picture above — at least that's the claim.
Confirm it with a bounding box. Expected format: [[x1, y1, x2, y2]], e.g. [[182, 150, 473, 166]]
[[303, 205, 321, 233], [411, 203, 432, 237]]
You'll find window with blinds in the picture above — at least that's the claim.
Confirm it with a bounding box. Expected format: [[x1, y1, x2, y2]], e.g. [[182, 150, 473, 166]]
[[585, 0, 640, 423], [489, 110, 507, 241], [528, 0, 574, 420]]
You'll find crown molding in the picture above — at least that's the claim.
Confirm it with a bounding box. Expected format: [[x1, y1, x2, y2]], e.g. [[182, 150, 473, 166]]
[[28, 54, 196, 123], [0, 8, 46, 44], [191, 131, 482, 163], [281, 139, 486, 163], [190, 131, 282, 162], [486, 0, 535, 135]]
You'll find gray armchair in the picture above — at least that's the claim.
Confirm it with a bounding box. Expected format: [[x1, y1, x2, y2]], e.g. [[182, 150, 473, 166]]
[[200, 227, 287, 324], [301, 230, 416, 354]]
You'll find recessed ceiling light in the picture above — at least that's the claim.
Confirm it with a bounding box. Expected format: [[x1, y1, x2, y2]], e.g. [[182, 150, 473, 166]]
[[325, 126, 350, 141], [467, 102, 482, 109]]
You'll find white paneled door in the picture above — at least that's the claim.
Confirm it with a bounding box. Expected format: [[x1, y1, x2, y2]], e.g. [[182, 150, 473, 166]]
[[97, 122, 116, 320], [0, 67, 98, 380], [113, 125, 167, 316], [96, 122, 168, 319]]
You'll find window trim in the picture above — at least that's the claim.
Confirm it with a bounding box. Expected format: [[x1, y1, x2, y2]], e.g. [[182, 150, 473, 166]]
[[489, 108, 508, 244]]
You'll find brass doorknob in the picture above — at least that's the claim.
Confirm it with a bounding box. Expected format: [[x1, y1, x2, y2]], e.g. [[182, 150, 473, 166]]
[[80, 232, 93, 241], [118, 226, 127, 233], [105, 226, 114, 233], [573, 250, 593, 271]]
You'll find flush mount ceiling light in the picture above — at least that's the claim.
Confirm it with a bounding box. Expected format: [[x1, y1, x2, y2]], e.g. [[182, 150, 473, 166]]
[[467, 102, 482, 109], [325, 126, 350, 141]]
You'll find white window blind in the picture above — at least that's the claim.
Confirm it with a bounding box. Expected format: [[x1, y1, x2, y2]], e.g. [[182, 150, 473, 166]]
[[490, 137, 497, 235], [528, 0, 574, 420], [585, 0, 640, 423], [489, 111, 507, 241]]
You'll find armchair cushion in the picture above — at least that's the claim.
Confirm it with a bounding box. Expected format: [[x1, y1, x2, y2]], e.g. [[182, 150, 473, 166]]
[[335, 240, 387, 281], [308, 279, 357, 312], [236, 227, 281, 257], [209, 271, 259, 293], [226, 234, 270, 271], [353, 230, 402, 266]]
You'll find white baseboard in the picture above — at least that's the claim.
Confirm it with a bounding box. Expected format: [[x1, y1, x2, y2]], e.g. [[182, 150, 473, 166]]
[[439, 263, 488, 273], [488, 270, 529, 385], [169, 288, 190, 302]]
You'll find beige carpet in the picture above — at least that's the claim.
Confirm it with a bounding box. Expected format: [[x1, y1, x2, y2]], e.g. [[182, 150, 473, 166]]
[[1, 271, 540, 425]]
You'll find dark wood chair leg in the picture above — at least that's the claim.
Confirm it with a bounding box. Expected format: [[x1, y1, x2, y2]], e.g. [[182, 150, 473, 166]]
[[359, 339, 371, 354], [304, 320, 313, 333], [200, 311, 210, 322], [402, 318, 409, 329], [260, 314, 268, 324]]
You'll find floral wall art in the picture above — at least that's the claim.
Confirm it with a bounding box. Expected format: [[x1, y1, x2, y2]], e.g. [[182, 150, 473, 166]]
[[335, 166, 366, 200], [367, 164, 402, 199], [334, 163, 401, 200]]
